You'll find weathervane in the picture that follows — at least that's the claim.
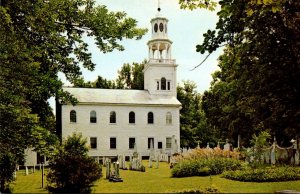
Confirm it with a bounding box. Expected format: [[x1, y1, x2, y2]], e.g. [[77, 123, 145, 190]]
[[158, 0, 161, 12]]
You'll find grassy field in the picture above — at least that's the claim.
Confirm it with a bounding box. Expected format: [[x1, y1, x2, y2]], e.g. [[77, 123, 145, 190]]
[[12, 161, 300, 193]]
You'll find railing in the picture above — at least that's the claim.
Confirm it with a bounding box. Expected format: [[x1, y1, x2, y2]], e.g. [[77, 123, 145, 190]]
[[149, 58, 176, 64]]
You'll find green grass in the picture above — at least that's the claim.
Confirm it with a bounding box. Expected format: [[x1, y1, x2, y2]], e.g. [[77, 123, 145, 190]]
[[12, 162, 300, 193]]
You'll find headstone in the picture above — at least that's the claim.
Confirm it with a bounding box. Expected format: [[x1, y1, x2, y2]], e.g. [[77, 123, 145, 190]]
[[13, 170, 17, 180], [105, 159, 111, 179], [271, 148, 276, 165], [116, 161, 120, 178], [237, 135, 241, 148], [295, 150, 299, 165], [122, 154, 126, 169], [148, 155, 152, 168], [25, 166, 28, 176], [206, 142, 210, 149], [155, 153, 159, 168], [224, 139, 230, 151]]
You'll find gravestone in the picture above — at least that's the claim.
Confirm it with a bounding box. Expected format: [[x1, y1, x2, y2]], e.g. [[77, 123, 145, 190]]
[[105, 159, 111, 179], [295, 150, 299, 165], [13, 170, 17, 180], [271, 147, 276, 165], [155, 153, 159, 169], [25, 166, 28, 176], [223, 139, 230, 151]]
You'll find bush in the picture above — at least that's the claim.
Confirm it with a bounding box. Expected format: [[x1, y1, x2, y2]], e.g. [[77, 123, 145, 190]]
[[222, 166, 300, 182], [0, 152, 17, 193], [171, 157, 244, 177], [47, 133, 102, 193]]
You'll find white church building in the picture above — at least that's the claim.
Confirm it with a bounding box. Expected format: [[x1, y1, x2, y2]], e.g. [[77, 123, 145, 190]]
[[56, 8, 181, 159]]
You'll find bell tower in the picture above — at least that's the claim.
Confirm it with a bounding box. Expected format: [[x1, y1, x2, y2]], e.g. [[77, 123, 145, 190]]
[[143, 3, 178, 97]]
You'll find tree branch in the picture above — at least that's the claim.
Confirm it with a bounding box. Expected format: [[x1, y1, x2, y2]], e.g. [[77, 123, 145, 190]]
[[190, 53, 212, 71]]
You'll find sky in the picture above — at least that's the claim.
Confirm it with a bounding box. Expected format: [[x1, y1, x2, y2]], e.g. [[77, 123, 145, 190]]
[[70, 0, 221, 92], [51, 0, 222, 112]]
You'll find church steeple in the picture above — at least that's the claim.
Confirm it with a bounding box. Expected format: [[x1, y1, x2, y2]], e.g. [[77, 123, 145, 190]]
[[143, 3, 178, 97]]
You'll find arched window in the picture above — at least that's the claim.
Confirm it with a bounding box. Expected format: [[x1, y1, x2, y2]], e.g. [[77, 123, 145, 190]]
[[161, 77, 166, 90], [129, 111, 135, 124], [148, 112, 154, 124], [70, 110, 76, 123], [90, 111, 97, 123], [166, 112, 172, 125], [110, 111, 116, 123]]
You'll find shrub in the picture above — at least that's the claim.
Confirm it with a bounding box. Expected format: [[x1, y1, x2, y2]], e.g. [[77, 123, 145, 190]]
[[222, 166, 300, 182], [0, 151, 17, 193], [47, 133, 102, 193], [171, 157, 244, 177]]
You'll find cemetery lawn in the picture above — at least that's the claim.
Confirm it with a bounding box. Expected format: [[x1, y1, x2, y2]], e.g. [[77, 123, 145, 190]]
[[12, 162, 300, 193]]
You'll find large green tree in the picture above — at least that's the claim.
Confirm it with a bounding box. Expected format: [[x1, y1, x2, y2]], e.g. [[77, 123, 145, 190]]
[[0, 0, 146, 191], [178, 81, 216, 148], [182, 0, 300, 146]]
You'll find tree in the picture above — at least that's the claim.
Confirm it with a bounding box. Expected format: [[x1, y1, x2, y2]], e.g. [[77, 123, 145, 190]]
[[47, 133, 102, 193], [184, 0, 300, 146], [0, 0, 146, 190], [74, 60, 146, 90], [115, 60, 145, 89], [177, 81, 215, 148]]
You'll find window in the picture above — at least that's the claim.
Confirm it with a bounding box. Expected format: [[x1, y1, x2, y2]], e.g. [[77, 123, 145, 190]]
[[70, 110, 76, 123], [129, 138, 135, 149], [148, 112, 154, 124], [110, 111, 116, 123], [167, 81, 171, 90], [166, 137, 172, 149], [154, 23, 158, 32], [90, 111, 97, 123], [148, 138, 154, 149], [161, 77, 166, 90], [159, 23, 164, 32], [110, 137, 116, 149], [157, 81, 160, 90], [129, 111, 135, 124], [166, 112, 172, 124], [158, 142, 162, 149], [90, 137, 97, 149]]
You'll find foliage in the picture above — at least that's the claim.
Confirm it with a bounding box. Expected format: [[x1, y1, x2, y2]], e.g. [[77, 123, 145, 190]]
[[29, 126, 60, 158], [172, 147, 240, 163], [222, 166, 300, 182], [178, 0, 217, 11], [74, 60, 146, 90], [177, 81, 216, 148], [248, 131, 271, 168], [199, 0, 300, 146], [1, 0, 146, 189], [171, 157, 243, 177], [0, 152, 16, 192], [171, 148, 243, 177], [47, 133, 102, 193]]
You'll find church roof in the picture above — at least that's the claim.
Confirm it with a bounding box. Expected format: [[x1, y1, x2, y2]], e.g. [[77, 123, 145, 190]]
[[62, 87, 181, 107]]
